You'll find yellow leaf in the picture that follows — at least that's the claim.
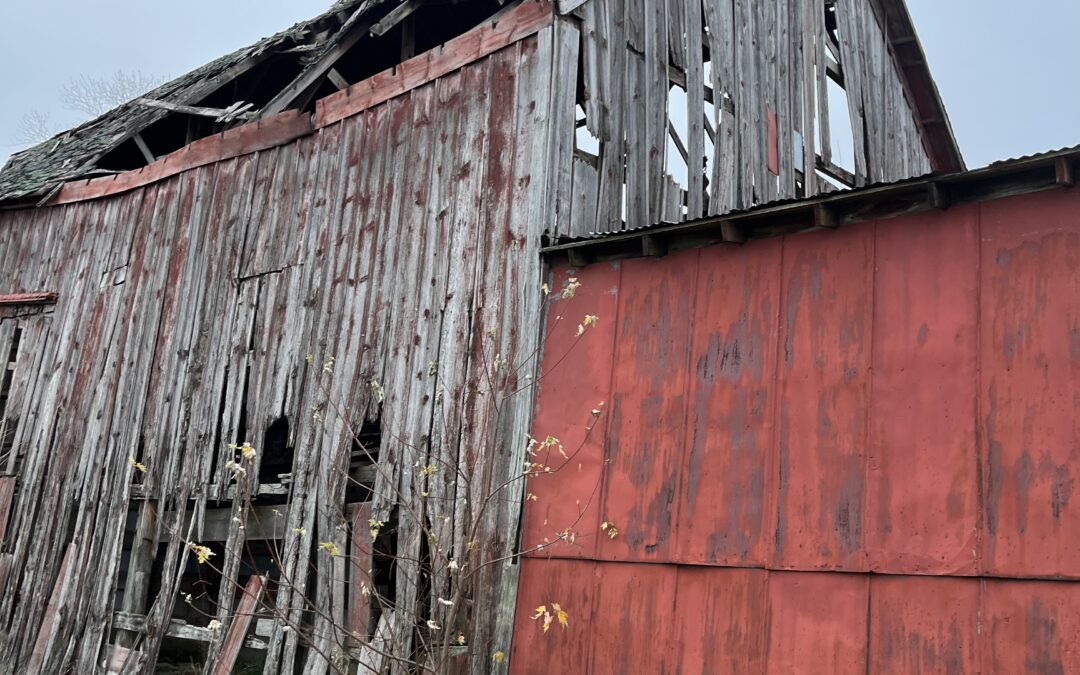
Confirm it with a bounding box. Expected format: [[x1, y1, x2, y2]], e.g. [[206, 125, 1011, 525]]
[[318, 541, 340, 557], [127, 456, 147, 473], [492, 651, 506, 664], [582, 314, 599, 327], [531, 605, 546, 620]]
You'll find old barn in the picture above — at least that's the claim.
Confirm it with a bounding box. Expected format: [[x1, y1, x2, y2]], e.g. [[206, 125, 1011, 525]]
[[0, 0, 1077, 672]]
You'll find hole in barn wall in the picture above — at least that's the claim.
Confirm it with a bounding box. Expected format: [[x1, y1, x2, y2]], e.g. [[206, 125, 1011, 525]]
[[666, 84, 690, 191], [259, 417, 293, 486], [347, 420, 381, 504], [825, 77, 856, 176], [575, 105, 600, 158], [0, 325, 23, 475]]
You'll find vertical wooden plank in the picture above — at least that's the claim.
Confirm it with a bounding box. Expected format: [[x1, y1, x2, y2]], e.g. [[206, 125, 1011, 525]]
[[348, 503, 374, 640], [979, 191, 1080, 577], [598, 251, 698, 563], [676, 238, 781, 566], [683, 0, 706, 219], [868, 208, 979, 575], [595, 0, 628, 232], [764, 572, 869, 675], [210, 575, 264, 675], [775, 225, 872, 571]]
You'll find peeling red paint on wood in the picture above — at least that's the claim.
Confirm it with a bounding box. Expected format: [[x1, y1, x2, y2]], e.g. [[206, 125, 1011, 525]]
[[53, 111, 313, 205], [0, 292, 58, 306]]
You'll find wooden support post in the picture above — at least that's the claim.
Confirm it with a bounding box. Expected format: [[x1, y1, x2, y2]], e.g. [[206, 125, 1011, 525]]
[[401, 14, 417, 61], [641, 234, 667, 257], [327, 68, 350, 92], [119, 500, 157, 647], [813, 203, 839, 229], [370, 0, 423, 36], [132, 134, 156, 165], [567, 247, 591, 269], [347, 503, 374, 643], [928, 181, 950, 209], [1056, 157, 1075, 188], [0, 477, 14, 546], [719, 220, 746, 244], [210, 575, 265, 675]]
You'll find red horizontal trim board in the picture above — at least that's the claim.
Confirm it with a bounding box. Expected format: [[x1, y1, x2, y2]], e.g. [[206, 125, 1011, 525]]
[[315, 0, 554, 128], [52, 110, 313, 205], [0, 291, 58, 305]]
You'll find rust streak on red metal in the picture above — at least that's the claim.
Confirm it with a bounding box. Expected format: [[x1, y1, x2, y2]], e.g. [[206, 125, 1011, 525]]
[[774, 225, 873, 571], [868, 208, 980, 575], [676, 238, 781, 566]]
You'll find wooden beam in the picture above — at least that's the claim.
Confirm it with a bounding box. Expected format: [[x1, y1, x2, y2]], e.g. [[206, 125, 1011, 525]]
[[259, 6, 377, 119], [641, 234, 668, 257], [113, 611, 267, 650], [132, 134, 156, 165], [1056, 157, 1075, 187], [211, 575, 266, 675], [814, 203, 839, 229], [928, 181, 950, 209], [370, 0, 423, 36], [667, 120, 689, 164], [136, 98, 256, 123], [327, 68, 351, 92]]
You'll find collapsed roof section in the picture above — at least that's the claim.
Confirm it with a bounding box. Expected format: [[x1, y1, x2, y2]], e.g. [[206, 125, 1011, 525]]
[[0, 0, 514, 204]]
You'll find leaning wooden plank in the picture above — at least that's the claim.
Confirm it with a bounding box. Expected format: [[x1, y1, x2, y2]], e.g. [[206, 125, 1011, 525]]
[[26, 543, 74, 675], [684, 0, 705, 219], [316, 0, 554, 127], [210, 575, 265, 675], [556, 0, 590, 14], [52, 110, 313, 205]]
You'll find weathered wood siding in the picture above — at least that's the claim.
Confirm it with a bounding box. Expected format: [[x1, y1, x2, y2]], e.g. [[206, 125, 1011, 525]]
[[555, 0, 933, 238], [0, 32, 556, 674]]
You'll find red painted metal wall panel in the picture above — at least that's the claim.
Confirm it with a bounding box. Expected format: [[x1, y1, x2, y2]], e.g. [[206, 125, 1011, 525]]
[[764, 572, 868, 675], [587, 563, 679, 675], [676, 239, 781, 566], [867, 208, 980, 575], [672, 566, 767, 674], [775, 226, 873, 571], [979, 190, 1080, 577], [868, 575, 980, 673], [511, 558, 598, 674], [522, 263, 621, 559], [598, 252, 699, 562], [982, 578, 1080, 673], [515, 189, 1080, 672]]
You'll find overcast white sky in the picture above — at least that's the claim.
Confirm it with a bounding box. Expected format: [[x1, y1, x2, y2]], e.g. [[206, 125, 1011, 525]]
[[1, 0, 1077, 169]]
